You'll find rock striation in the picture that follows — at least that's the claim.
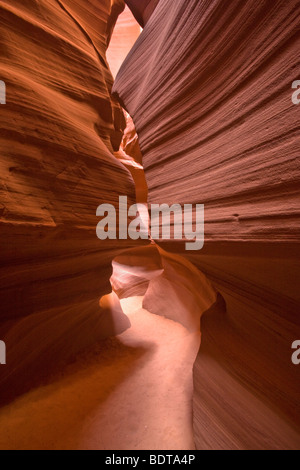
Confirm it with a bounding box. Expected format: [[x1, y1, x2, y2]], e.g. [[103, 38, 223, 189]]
[[0, 0, 142, 402], [114, 0, 300, 449]]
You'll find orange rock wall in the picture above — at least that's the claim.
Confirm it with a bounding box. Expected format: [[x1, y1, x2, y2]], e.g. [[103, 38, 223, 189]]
[[0, 0, 140, 401]]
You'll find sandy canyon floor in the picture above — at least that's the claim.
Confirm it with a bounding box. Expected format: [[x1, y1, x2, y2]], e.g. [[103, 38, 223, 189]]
[[0, 297, 199, 450]]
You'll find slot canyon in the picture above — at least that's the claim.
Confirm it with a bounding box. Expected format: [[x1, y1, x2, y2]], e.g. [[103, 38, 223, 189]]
[[0, 0, 299, 450]]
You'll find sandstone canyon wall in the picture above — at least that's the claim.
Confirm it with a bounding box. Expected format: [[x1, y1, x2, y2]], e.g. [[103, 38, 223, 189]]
[[114, 0, 300, 449], [1, 0, 299, 450], [0, 0, 144, 402]]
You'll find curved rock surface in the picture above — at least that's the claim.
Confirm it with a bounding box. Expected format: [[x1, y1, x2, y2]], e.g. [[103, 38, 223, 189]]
[[114, 0, 300, 449], [0, 0, 144, 402], [111, 244, 216, 331], [125, 0, 160, 28]]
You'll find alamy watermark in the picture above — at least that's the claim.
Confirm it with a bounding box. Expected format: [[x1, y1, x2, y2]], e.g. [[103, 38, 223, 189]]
[[1, 79, 299, 106], [0, 341, 6, 365], [96, 197, 204, 251], [292, 80, 300, 105], [0, 80, 6, 104], [291, 340, 300, 365]]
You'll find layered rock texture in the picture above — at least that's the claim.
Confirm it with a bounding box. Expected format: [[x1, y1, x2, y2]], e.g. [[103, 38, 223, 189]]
[[1, 0, 299, 450], [0, 0, 143, 402], [114, 0, 300, 449]]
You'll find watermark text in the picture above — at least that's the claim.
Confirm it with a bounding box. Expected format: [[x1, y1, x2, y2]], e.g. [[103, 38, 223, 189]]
[[291, 340, 300, 365], [292, 80, 300, 105], [0, 80, 6, 104], [0, 341, 6, 365], [96, 197, 204, 251]]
